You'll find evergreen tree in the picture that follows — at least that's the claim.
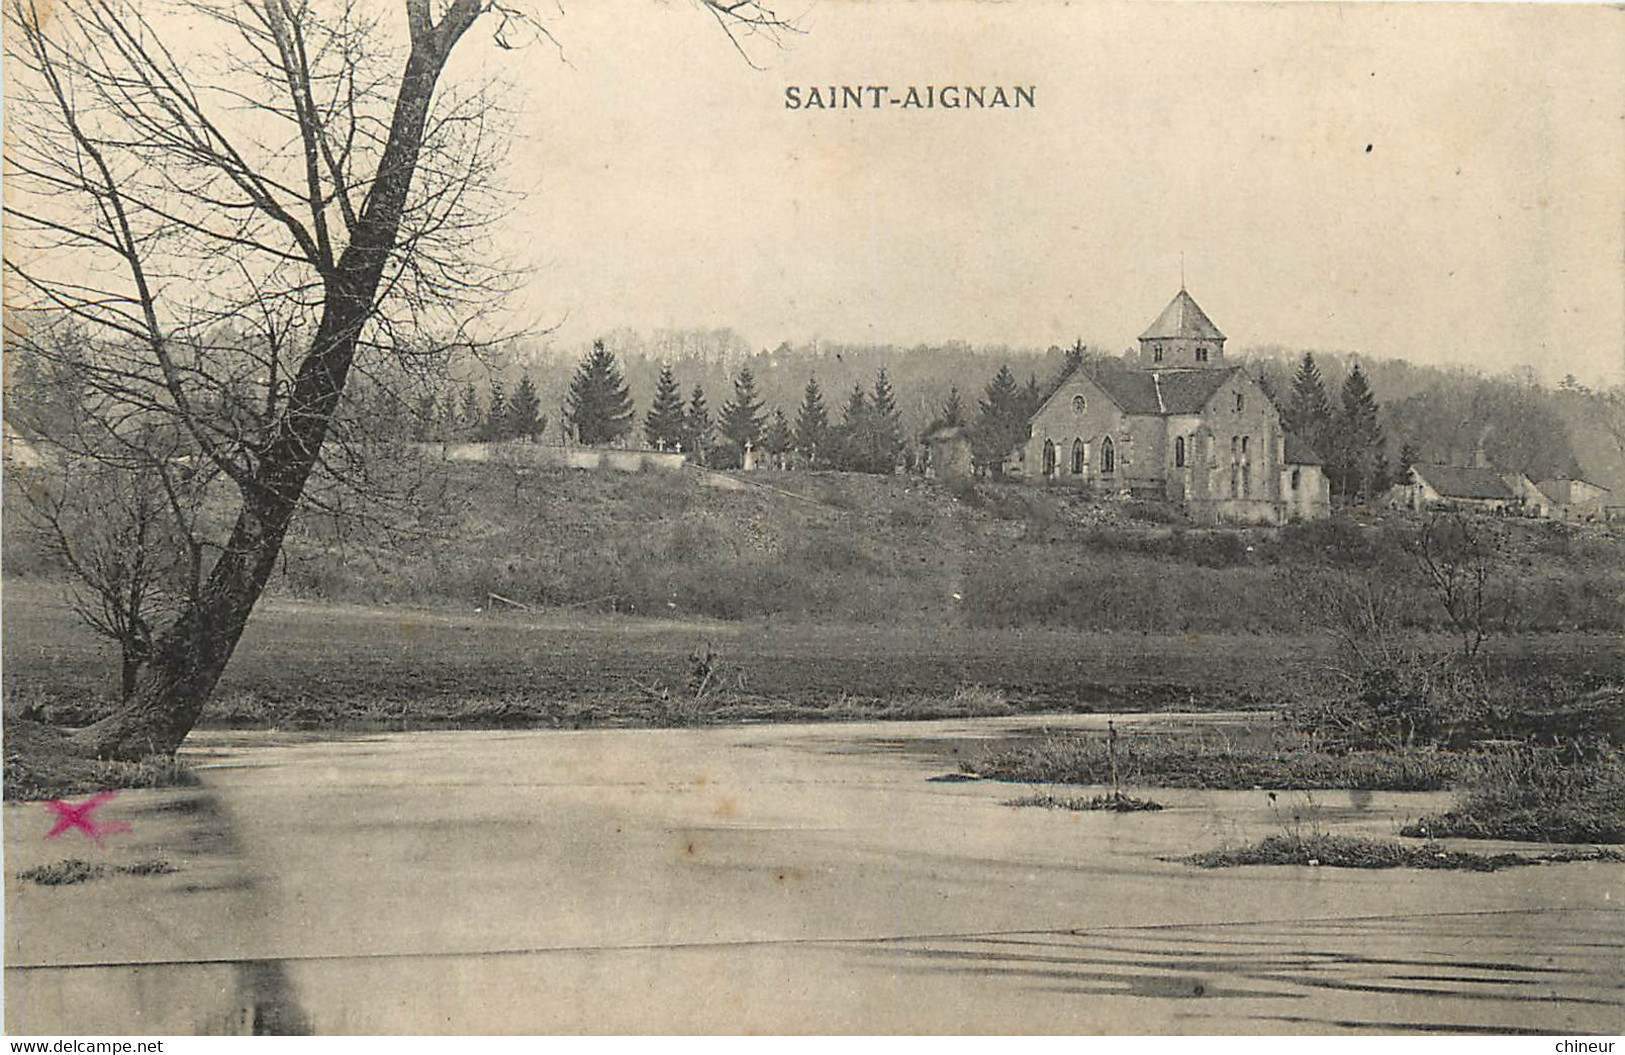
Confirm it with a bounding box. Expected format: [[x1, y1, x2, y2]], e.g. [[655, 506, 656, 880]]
[[1335, 364, 1385, 501], [565, 339, 634, 445], [974, 365, 1026, 476], [1284, 352, 1335, 457], [1397, 441, 1420, 481], [764, 408, 793, 468], [1371, 449, 1392, 494], [866, 367, 904, 473], [718, 366, 767, 467], [833, 384, 869, 471], [482, 377, 508, 441], [941, 386, 966, 427], [506, 373, 545, 440], [794, 376, 830, 466], [1022, 373, 1044, 419], [682, 384, 713, 464], [459, 382, 483, 441], [643, 363, 686, 449]]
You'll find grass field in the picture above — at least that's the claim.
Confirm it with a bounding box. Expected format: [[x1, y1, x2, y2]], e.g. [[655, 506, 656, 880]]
[[5, 578, 1620, 733], [0, 578, 1312, 728]]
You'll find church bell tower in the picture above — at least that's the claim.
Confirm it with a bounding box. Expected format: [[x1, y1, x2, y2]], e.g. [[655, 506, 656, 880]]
[[1136, 288, 1226, 371]]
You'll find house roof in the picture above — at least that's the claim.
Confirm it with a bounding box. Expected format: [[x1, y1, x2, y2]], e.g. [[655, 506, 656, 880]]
[[1413, 463, 1515, 501], [1138, 289, 1226, 342], [1283, 433, 1323, 465], [1536, 477, 1610, 504], [1085, 365, 1240, 416]]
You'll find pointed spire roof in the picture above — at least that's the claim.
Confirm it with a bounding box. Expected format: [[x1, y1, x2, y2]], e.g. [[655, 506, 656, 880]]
[[1138, 289, 1226, 342]]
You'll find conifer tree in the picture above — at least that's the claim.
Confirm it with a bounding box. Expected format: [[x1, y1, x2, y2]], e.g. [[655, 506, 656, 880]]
[[1022, 373, 1044, 419], [866, 367, 904, 473], [834, 384, 869, 471], [644, 363, 687, 449], [459, 382, 483, 442], [482, 377, 508, 442], [506, 374, 545, 440], [941, 386, 966, 427], [794, 376, 830, 466], [566, 339, 634, 445], [974, 365, 1026, 476], [1336, 364, 1385, 500], [764, 408, 793, 468], [718, 366, 767, 466], [683, 384, 713, 464], [1285, 352, 1335, 457], [1397, 441, 1420, 481]]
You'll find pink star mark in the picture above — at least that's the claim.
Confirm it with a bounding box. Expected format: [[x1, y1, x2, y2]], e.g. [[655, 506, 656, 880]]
[[44, 792, 132, 848]]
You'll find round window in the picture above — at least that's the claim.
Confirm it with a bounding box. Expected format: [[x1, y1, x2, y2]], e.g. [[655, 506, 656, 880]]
[[1071, 395, 1087, 414]]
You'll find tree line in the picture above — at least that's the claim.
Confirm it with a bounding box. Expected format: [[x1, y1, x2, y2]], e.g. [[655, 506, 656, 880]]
[[421, 339, 1419, 490], [457, 338, 1065, 475], [410, 374, 548, 444]]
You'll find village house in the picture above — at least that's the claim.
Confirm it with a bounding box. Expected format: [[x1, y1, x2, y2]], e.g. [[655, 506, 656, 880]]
[[1536, 476, 1613, 521], [1401, 462, 1528, 515], [1393, 446, 1609, 518], [1022, 289, 1331, 523]]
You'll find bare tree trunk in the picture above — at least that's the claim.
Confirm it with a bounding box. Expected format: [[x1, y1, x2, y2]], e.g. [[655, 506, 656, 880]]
[[69, 14, 479, 760]]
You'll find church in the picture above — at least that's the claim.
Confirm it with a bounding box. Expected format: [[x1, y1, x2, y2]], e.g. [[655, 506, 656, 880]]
[[1023, 289, 1331, 523]]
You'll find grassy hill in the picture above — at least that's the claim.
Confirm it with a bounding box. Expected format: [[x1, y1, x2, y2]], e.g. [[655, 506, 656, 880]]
[[7, 461, 1622, 731], [9, 457, 1622, 635], [236, 460, 1625, 635]]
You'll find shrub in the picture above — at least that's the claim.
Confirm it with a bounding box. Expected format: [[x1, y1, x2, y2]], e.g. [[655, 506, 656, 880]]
[[973, 729, 1458, 791], [943, 477, 985, 508], [1403, 747, 1625, 844], [1284, 655, 1495, 751], [1185, 833, 1623, 871], [1123, 500, 1180, 525]]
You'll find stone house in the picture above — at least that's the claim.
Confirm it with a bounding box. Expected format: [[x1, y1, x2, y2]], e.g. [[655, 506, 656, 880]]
[[1501, 472, 1551, 517], [1536, 476, 1612, 521], [1023, 289, 1330, 523], [1403, 463, 1522, 514]]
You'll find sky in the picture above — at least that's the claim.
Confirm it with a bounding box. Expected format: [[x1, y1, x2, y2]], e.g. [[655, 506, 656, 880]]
[[450, 1, 1625, 387]]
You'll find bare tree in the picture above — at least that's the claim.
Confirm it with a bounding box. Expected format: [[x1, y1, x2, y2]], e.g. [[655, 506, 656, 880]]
[[4, 0, 794, 759], [1402, 511, 1510, 658], [17, 448, 208, 703]]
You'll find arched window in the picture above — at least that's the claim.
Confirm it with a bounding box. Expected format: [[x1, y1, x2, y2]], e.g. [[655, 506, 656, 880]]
[[1174, 436, 1186, 468], [1042, 439, 1056, 476], [1071, 394, 1087, 414], [1291, 468, 1301, 492], [1071, 438, 1085, 475], [1235, 392, 1244, 412], [1153, 344, 1164, 363], [1101, 436, 1115, 475]]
